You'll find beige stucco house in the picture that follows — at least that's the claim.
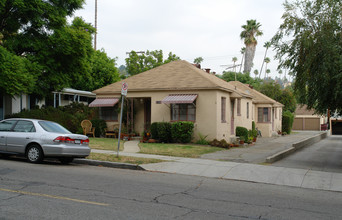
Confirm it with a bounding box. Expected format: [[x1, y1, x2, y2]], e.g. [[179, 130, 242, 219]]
[[91, 60, 283, 141]]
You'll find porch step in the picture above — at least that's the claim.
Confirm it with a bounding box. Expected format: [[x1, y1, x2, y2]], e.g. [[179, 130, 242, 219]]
[[130, 136, 141, 141]]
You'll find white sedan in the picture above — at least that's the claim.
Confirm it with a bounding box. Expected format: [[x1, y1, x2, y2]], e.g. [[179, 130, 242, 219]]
[[0, 118, 90, 164]]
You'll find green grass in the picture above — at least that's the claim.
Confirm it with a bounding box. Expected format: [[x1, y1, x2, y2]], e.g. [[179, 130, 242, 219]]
[[87, 153, 163, 165], [89, 138, 124, 151], [139, 143, 224, 158]]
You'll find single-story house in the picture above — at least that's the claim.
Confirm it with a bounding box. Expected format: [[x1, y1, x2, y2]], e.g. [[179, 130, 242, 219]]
[[292, 105, 326, 131], [91, 60, 283, 141], [0, 88, 96, 120]]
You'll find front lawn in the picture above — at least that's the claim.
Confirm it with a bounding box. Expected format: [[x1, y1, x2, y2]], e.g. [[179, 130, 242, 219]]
[[89, 138, 124, 151], [139, 143, 223, 158], [87, 153, 163, 165]]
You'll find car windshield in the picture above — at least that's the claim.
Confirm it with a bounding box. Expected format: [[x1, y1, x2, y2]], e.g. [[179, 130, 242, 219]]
[[38, 121, 71, 134]]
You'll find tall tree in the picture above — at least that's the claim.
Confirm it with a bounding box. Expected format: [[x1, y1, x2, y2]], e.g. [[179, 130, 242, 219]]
[[272, 0, 342, 114], [263, 57, 271, 79], [240, 20, 263, 74], [232, 57, 238, 72], [253, 69, 259, 79], [239, 47, 245, 73], [259, 41, 271, 75], [125, 50, 180, 75]]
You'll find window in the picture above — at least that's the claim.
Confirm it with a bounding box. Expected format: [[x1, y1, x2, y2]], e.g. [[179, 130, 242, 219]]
[[237, 99, 241, 116], [100, 107, 119, 121], [171, 104, 196, 121], [247, 102, 249, 119], [39, 121, 71, 133], [0, 120, 17, 131], [13, 120, 36, 132], [258, 107, 270, 123], [221, 97, 226, 123]]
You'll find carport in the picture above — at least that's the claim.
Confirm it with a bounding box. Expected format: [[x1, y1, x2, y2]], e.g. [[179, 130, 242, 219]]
[[331, 119, 342, 135]]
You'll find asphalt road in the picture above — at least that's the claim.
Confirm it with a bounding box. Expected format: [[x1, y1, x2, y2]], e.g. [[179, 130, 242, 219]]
[[1, 158, 342, 220], [273, 135, 342, 173]]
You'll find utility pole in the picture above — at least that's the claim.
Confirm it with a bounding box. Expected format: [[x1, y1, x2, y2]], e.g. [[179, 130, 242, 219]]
[[94, 0, 97, 50]]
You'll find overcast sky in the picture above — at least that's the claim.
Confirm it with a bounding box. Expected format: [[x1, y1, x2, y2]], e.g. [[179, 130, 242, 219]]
[[73, 0, 287, 78]]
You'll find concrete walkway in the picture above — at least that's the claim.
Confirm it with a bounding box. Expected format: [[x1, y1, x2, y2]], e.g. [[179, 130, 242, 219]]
[[122, 140, 140, 153]]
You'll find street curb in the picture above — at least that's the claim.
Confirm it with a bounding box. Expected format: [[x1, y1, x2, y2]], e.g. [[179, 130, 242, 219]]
[[266, 132, 328, 163], [73, 159, 145, 170]]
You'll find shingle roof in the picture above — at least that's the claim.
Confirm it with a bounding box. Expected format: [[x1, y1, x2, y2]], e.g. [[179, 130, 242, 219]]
[[93, 60, 250, 97], [227, 81, 284, 107], [295, 105, 317, 115]]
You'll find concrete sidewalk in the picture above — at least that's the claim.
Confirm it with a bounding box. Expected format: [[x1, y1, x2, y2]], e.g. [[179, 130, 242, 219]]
[[78, 131, 341, 193], [87, 148, 342, 192]]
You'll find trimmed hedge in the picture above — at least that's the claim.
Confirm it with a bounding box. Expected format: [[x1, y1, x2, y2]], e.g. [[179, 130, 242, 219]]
[[150, 121, 194, 143], [150, 122, 172, 142], [171, 121, 194, 143], [282, 110, 294, 134], [236, 126, 248, 141]]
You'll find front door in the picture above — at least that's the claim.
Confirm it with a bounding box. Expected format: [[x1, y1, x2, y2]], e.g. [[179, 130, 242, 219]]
[[231, 100, 235, 135], [144, 98, 151, 131]]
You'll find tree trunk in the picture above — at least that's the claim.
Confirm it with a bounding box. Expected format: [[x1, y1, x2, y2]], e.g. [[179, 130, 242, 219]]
[[243, 44, 256, 74]]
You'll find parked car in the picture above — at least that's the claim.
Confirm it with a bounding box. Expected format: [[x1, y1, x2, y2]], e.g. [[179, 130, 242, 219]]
[[0, 118, 90, 164]]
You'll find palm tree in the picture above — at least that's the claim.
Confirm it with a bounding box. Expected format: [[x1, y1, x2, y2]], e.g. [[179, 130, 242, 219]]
[[193, 57, 203, 65], [263, 57, 270, 79], [240, 19, 263, 74], [259, 41, 271, 75], [266, 69, 271, 79], [253, 69, 259, 78], [232, 57, 238, 72], [239, 47, 245, 73]]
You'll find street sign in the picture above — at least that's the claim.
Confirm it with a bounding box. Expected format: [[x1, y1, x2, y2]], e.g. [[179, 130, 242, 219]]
[[121, 82, 128, 96]]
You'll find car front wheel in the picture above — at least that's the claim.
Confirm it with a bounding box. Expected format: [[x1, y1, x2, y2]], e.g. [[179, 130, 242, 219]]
[[26, 145, 44, 163]]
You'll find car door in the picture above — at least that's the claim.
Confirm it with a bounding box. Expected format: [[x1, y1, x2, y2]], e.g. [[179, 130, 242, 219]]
[[6, 120, 36, 154], [0, 120, 17, 152]]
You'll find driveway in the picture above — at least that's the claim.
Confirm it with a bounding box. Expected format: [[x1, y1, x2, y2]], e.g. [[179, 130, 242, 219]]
[[201, 131, 325, 164], [273, 135, 342, 173]]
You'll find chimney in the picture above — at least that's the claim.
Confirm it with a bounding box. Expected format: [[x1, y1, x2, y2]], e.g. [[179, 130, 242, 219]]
[[205, 68, 210, 73], [192, 63, 201, 69], [212, 72, 216, 75]]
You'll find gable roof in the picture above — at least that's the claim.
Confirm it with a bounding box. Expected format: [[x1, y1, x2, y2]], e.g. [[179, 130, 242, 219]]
[[227, 81, 284, 107], [295, 105, 318, 115], [93, 60, 251, 98]]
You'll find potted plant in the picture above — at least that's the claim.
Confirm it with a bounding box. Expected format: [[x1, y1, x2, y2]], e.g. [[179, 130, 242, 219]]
[[239, 137, 245, 145]]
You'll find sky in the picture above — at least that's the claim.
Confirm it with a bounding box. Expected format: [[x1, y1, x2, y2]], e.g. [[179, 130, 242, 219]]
[[73, 0, 287, 78]]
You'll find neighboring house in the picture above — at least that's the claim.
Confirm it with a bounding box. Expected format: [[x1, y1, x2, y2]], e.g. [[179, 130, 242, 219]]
[[91, 60, 283, 141], [227, 81, 283, 137], [292, 105, 326, 131], [0, 88, 95, 120]]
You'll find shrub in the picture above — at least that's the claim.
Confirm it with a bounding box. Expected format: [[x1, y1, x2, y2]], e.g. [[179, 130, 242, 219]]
[[158, 122, 172, 143], [91, 119, 107, 137], [210, 139, 220, 147], [236, 126, 248, 141], [171, 121, 194, 143], [150, 122, 159, 140], [219, 139, 229, 148], [282, 110, 294, 134], [6, 103, 98, 134], [196, 133, 209, 145]]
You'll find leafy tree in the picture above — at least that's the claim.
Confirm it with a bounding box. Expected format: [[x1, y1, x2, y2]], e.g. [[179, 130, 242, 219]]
[[220, 71, 262, 88], [193, 57, 204, 64], [232, 57, 238, 72], [76, 49, 120, 91], [240, 20, 263, 74], [125, 50, 180, 76], [258, 81, 296, 113], [272, 0, 342, 114], [0, 0, 88, 97]]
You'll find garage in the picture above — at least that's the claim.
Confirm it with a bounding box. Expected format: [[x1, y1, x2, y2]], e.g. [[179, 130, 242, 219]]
[[293, 117, 321, 131], [331, 120, 342, 135]]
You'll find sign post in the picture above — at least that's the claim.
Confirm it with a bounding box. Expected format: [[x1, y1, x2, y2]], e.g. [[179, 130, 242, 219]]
[[117, 82, 128, 157]]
